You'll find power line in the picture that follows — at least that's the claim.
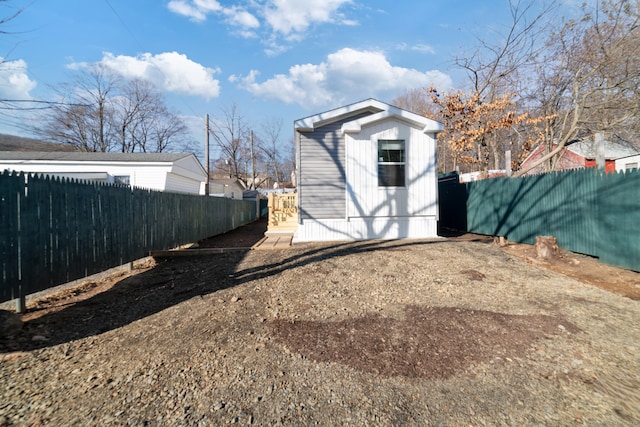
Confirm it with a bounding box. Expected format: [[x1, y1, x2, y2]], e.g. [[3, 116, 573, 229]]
[[103, 0, 141, 47], [0, 99, 89, 110]]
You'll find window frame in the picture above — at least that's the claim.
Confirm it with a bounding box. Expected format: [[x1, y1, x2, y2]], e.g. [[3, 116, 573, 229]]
[[377, 139, 406, 188]]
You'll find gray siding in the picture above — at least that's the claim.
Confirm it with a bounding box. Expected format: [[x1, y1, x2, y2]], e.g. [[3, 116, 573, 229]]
[[298, 112, 370, 220]]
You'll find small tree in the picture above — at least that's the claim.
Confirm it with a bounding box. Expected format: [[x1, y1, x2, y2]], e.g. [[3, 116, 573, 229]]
[[427, 87, 540, 174]]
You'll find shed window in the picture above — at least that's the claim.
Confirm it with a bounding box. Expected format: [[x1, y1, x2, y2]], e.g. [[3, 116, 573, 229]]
[[378, 139, 405, 187], [626, 162, 638, 171]]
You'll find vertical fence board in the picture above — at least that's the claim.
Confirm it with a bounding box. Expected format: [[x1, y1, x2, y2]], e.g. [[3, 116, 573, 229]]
[[1, 177, 257, 305], [597, 169, 640, 270], [0, 172, 21, 302], [439, 168, 640, 271]]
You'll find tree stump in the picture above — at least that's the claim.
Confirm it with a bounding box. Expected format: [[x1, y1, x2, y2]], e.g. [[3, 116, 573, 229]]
[[535, 236, 558, 260], [494, 236, 508, 247]]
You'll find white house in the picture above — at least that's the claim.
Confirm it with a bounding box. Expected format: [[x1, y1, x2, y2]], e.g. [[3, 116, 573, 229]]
[[615, 153, 640, 172], [208, 178, 245, 199], [293, 98, 443, 242], [0, 151, 207, 195]]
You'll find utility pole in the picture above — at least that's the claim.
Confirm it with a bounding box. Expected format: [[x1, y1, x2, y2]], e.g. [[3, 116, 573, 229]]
[[250, 130, 256, 190], [205, 114, 210, 196], [595, 132, 605, 171]]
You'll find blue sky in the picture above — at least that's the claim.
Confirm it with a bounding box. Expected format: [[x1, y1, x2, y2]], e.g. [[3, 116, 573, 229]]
[[0, 0, 583, 156]]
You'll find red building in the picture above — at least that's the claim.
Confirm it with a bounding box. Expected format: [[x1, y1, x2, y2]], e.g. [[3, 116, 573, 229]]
[[519, 138, 637, 175]]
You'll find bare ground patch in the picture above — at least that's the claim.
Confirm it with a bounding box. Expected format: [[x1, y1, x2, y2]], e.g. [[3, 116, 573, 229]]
[[271, 305, 579, 379], [1, 222, 639, 426]]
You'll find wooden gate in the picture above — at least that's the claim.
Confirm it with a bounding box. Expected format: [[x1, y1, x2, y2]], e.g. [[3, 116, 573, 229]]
[[267, 192, 298, 232]]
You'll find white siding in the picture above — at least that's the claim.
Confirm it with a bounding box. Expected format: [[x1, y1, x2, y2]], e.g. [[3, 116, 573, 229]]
[[615, 154, 640, 172], [293, 217, 438, 242], [294, 119, 439, 242], [165, 173, 202, 194], [0, 158, 207, 194], [130, 168, 169, 191], [345, 119, 437, 219], [294, 99, 442, 242]]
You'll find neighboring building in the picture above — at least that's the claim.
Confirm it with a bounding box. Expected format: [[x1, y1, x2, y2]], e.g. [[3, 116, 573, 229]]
[[293, 98, 443, 242], [520, 138, 637, 175], [459, 169, 508, 183], [0, 151, 207, 195], [208, 178, 245, 199], [615, 154, 640, 172]]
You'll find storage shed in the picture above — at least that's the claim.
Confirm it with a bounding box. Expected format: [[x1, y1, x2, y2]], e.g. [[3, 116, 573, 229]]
[[294, 99, 443, 242], [0, 151, 207, 195]]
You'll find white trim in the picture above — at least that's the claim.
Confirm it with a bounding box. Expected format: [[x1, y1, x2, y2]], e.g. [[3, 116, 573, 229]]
[[295, 98, 443, 133], [341, 110, 443, 134], [293, 216, 439, 242], [295, 98, 387, 130]]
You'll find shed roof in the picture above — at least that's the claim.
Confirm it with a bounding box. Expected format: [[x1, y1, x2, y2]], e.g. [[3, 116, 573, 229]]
[[210, 178, 244, 187], [295, 98, 443, 134]]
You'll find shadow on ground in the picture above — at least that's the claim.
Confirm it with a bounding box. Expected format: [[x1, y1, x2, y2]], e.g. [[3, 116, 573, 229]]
[[1, 221, 454, 353]]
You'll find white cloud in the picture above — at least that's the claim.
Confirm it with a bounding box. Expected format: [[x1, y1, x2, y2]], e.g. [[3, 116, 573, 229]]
[[74, 52, 221, 100], [264, 0, 355, 36], [223, 7, 260, 29], [234, 48, 452, 109], [0, 58, 37, 99], [167, 0, 259, 37], [397, 42, 436, 55], [168, 0, 222, 22], [168, 0, 355, 50]]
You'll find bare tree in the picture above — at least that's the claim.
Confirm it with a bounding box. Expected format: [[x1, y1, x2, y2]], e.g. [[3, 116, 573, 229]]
[[146, 108, 190, 153], [0, 0, 26, 48], [257, 117, 287, 188], [391, 87, 441, 118], [37, 65, 119, 152], [36, 67, 190, 153], [454, 0, 560, 172], [516, 0, 640, 175], [210, 103, 252, 187], [459, 1, 558, 95], [114, 79, 188, 153]]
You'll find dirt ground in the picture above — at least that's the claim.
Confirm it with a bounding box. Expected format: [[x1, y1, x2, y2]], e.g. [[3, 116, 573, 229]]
[[445, 232, 640, 301], [1, 220, 639, 426]]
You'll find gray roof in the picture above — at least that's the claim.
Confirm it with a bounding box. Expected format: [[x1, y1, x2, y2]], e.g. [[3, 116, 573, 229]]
[[210, 178, 243, 186], [567, 139, 638, 160], [0, 151, 193, 162]]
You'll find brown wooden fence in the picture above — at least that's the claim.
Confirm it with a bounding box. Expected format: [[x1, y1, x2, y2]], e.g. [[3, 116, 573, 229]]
[[267, 192, 298, 232]]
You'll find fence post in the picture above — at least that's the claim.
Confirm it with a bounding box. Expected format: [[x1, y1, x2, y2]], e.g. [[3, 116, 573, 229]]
[[15, 293, 25, 314], [15, 174, 26, 313]]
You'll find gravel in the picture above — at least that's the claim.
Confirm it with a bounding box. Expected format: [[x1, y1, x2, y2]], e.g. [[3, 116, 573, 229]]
[[1, 236, 639, 426]]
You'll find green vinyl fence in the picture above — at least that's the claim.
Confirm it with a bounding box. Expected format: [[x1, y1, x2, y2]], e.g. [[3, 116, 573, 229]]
[[438, 168, 640, 271], [1, 171, 257, 305]]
